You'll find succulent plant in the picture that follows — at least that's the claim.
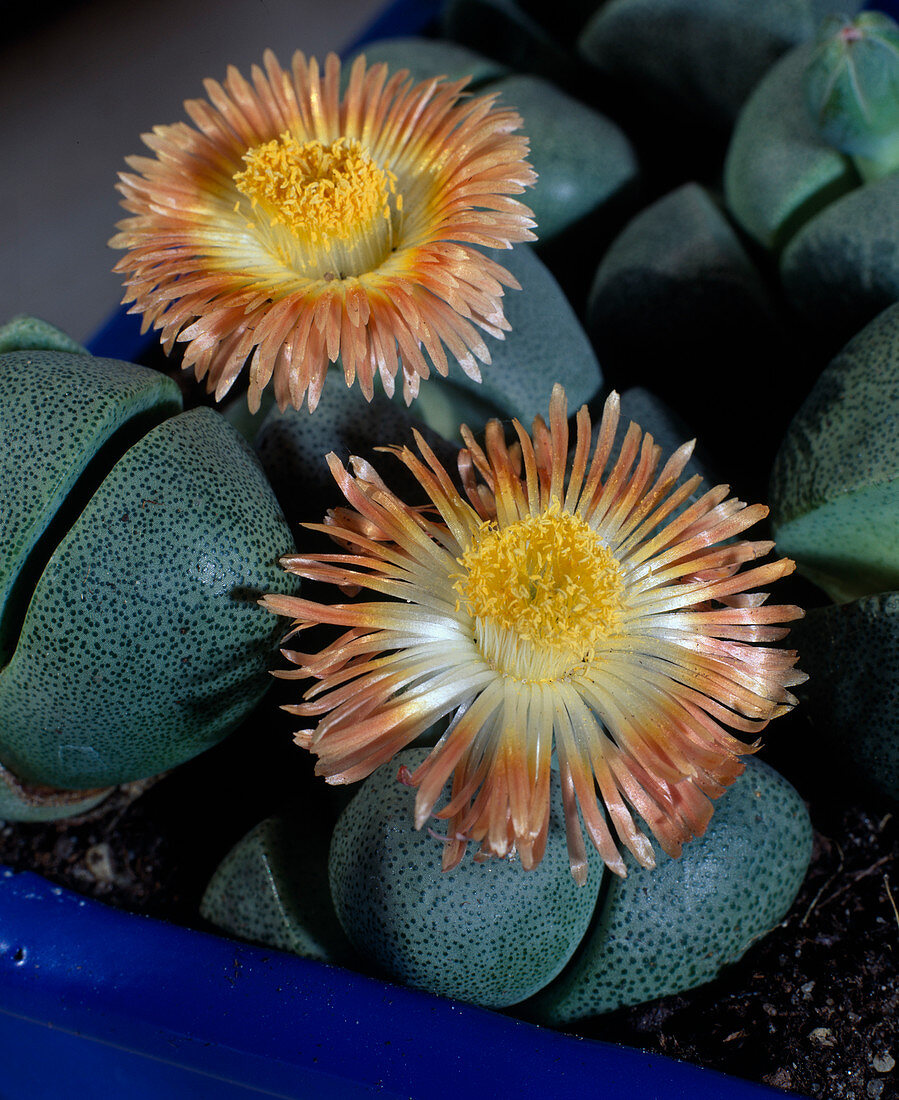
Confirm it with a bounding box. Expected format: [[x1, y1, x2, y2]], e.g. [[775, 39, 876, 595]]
[[804, 12, 899, 181], [725, 24, 899, 343], [771, 302, 899, 804], [0, 319, 299, 817], [327, 747, 604, 1007], [528, 757, 812, 1021], [770, 302, 899, 604], [203, 752, 811, 1013]]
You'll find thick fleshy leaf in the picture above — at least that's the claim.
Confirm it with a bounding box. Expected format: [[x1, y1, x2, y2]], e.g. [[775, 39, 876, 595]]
[[489, 74, 638, 245], [804, 12, 899, 170], [790, 594, 899, 803], [0, 365, 298, 791], [586, 184, 791, 485], [0, 758, 111, 823], [770, 302, 899, 602], [0, 350, 182, 666], [724, 42, 856, 250], [527, 757, 811, 1022], [780, 172, 899, 344], [580, 0, 860, 128], [328, 747, 603, 1008], [0, 315, 88, 356], [201, 816, 358, 965]]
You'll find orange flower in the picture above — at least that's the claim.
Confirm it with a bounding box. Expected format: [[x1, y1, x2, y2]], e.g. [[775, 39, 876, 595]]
[[110, 51, 536, 413], [262, 386, 806, 883]]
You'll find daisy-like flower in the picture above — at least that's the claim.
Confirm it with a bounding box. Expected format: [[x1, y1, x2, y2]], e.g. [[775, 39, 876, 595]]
[[110, 50, 536, 413], [262, 386, 806, 883]]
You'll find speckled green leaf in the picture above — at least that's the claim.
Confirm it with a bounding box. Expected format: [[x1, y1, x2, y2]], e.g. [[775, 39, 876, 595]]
[[328, 747, 603, 1008], [780, 172, 899, 342], [580, 0, 860, 128], [791, 594, 899, 803], [255, 385, 457, 527], [0, 406, 298, 790], [527, 758, 811, 1022], [0, 351, 182, 666], [490, 74, 638, 244], [412, 245, 602, 437], [0, 316, 87, 355], [201, 816, 357, 965], [344, 36, 508, 88], [724, 42, 857, 250], [770, 303, 899, 602], [587, 183, 775, 368]]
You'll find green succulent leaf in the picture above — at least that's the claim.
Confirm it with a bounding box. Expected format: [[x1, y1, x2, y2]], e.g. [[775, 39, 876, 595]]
[[527, 758, 811, 1022], [770, 302, 899, 602], [327, 747, 603, 1008], [791, 593, 899, 804], [804, 12, 899, 178]]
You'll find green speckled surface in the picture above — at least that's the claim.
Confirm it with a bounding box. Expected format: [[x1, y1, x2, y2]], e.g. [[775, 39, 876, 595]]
[[0, 406, 299, 789], [528, 757, 811, 1023], [328, 747, 603, 1008], [770, 302, 899, 601], [780, 171, 899, 342], [0, 351, 182, 664], [201, 815, 357, 965], [491, 73, 638, 243], [724, 43, 857, 249], [412, 245, 603, 436], [0, 316, 88, 356]]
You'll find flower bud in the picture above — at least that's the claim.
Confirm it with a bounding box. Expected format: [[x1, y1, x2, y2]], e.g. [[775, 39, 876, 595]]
[[804, 12, 899, 180]]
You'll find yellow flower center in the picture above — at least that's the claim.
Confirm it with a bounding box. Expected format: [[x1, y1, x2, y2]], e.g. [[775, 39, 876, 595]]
[[456, 503, 625, 681], [232, 133, 401, 275]]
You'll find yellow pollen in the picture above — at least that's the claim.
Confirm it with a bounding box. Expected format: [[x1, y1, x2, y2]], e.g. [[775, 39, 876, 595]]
[[232, 133, 398, 248], [455, 503, 625, 677]]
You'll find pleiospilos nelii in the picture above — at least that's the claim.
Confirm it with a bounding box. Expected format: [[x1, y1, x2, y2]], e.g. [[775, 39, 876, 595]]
[[771, 302, 899, 803], [327, 747, 603, 1008], [725, 14, 899, 344], [527, 757, 811, 1021], [204, 751, 811, 1016], [770, 302, 899, 604], [0, 318, 299, 810]]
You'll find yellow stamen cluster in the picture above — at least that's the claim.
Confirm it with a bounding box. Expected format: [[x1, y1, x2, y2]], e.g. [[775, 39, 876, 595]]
[[456, 503, 625, 681], [233, 133, 399, 248]]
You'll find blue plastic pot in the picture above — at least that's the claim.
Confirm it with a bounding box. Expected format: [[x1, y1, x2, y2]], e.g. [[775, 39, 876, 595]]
[[0, 870, 793, 1100]]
